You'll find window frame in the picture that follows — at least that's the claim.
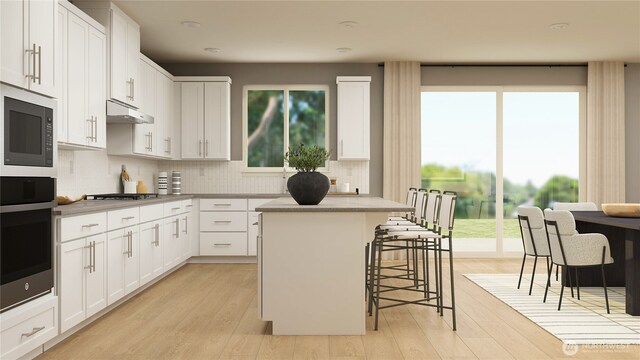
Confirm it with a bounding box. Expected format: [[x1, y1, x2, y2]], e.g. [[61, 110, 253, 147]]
[[420, 85, 586, 257], [242, 84, 331, 173]]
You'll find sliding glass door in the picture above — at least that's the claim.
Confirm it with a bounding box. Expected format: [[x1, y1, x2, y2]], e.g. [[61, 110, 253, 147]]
[[421, 86, 584, 256]]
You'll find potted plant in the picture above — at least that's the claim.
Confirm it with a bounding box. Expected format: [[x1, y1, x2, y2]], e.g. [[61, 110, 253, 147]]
[[284, 144, 331, 205]]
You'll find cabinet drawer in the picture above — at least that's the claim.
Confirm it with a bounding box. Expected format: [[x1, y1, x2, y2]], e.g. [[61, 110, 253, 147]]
[[139, 204, 164, 223], [164, 201, 184, 216], [1, 295, 57, 359], [60, 212, 107, 242], [200, 198, 247, 211], [249, 198, 275, 211], [107, 207, 140, 230], [200, 212, 247, 232], [200, 233, 247, 256]]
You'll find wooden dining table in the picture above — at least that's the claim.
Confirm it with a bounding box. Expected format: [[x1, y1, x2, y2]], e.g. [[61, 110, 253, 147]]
[[568, 211, 640, 316]]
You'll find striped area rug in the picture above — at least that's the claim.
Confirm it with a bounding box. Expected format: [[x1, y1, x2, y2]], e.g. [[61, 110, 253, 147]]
[[464, 274, 640, 344]]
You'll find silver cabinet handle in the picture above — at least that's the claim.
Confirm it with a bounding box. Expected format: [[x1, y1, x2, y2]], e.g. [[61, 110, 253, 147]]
[[214, 203, 231, 207], [150, 132, 153, 152], [25, 44, 35, 81], [145, 132, 152, 151], [122, 216, 135, 220], [340, 139, 344, 156], [154, 223, 160, 246], [21, 326, 45, 338], [126, 78, 132, 100], [131, 78, 135, 101], [92, 241, 96, 272], [123, 231, 132, 257], [171, 207, 181, 211], [182, 216, 188, 234], [205, 139, 209, 157], [94, 116, 98, 142], [86, 118, 93, 141], [164, 138, 171, 153], [82, 223, 99, 228], [84, 243, 93, 272], [252, 222, 259, 226], [174, 218, 179, 237], [198, 140, 202, 156], [37, 44, 41, 84], [213, 243, 231, 247], [214, 220, 232, 223]]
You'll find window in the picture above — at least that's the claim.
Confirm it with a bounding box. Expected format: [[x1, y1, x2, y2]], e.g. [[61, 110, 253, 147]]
[[421, 86, 585, 256], [243, 85, 329, 170]]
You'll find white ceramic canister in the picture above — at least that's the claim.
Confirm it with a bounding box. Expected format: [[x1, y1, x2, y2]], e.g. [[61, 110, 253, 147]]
[[157, 172, 168, 195], [171, 171, 181, 195]]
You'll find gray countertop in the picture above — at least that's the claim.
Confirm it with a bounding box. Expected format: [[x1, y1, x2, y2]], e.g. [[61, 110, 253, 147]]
[[256, 196, 413, 212], [54, 193, 283, 216]]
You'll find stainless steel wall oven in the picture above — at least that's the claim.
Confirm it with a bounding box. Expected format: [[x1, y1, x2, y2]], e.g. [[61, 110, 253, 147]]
[[0, 176, 55, 312]]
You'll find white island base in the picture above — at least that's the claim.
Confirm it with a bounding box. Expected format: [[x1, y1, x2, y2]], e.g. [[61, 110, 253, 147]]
[[256, 197, 412, 335]]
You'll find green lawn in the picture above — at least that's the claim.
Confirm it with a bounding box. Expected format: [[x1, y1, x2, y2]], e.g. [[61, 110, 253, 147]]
[[453, 218, 521, 238]]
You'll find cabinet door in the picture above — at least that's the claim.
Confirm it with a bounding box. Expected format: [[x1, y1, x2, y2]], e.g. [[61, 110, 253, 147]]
[[59, 239, 87, 333], [180, 82, 204, 159], [123, 226, 140, 295], [163, 216, 180, 269], [28, 0, 57, 97], [248, 212, 259, 256], [87, 26, 106, 149], [0, 0, 28, 89], [127, 21, 141, 109], [106, 228, 125, 305], [66, 11, 89, 146], [203, 82, 230, 160], [85, 233, 107, 318], [154, 72, 166, 157], [151, 222, 164, 279], [337, 81, 370, 160], [139, 221, 158, 286], [109, 9, 128, 104], [56, 5, 68, 143]]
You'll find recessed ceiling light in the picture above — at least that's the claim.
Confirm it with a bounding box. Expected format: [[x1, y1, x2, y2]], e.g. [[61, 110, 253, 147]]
[[338, 21, 358, 29], [204, 47, 221, 54], [181, 21, 201, 28], [549, 22, 570, 30], [336, 47, 352, 53]]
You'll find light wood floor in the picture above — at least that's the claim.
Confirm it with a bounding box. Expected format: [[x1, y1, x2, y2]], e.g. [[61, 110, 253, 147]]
[[37, 259, 639, 360]]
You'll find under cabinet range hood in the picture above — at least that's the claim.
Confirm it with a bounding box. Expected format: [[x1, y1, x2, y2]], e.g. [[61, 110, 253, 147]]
[[106, 100, 154, 124]]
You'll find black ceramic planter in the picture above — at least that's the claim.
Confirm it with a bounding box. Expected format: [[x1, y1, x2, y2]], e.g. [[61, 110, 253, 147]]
[[287, 172, 330, 205]]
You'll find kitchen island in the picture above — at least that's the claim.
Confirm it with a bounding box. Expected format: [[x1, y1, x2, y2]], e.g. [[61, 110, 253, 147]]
[[256, 196, 413, 335]]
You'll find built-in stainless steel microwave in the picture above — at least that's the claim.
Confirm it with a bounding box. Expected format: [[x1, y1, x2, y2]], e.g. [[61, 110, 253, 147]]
[[1, 83, 56, 177]]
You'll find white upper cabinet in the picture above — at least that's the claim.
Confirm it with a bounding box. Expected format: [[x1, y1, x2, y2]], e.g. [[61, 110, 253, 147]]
[[107, 55, 175, 159], [178, 78, 231, 160], [57, 1, 106, 149], [336, 76, 371, 160], [1, 0, 58, 97], [109, 6, 140, 107], [74, 2, 141, 108]]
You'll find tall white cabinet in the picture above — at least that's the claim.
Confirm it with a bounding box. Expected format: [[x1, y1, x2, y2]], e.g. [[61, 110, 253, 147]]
[[57, 1, 106, 149], [336, 76, 371, 160], [178, 77, 231, 160], [0, 0, 58, 97], [74, 1, 141, 108]]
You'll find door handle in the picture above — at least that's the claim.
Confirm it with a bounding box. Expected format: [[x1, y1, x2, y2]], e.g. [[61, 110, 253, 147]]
[[174, 218, 179, 237], [198, 140, 202, 156], [93, 116, 98, 142], [213, 243, 231, 247], [165, 138, 171, 153], [131, 78, 135, 101], [82, 223, 99, 228], [86, 118, 93, 141], [183, 216, 188, 234], [21, 326, 45, 338], [154, 223, 160, 246], [214, 220, 232, 223], [37, 44, 42, 84], [126, 78, 132, 100], [340, 139, 344, 156], [205, 140, 209, 157], [150, 132, 153, 152], [84, 243, 93, 272], [122, 216, 135, 220]]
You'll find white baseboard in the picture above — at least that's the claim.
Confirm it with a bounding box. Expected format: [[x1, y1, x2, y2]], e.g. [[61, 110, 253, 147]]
[[188, 256, 257, 264]]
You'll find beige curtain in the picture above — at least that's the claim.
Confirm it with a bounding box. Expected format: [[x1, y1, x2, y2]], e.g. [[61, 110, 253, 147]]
[[383, 62, 422, 203], [586, 62, 626, 206]]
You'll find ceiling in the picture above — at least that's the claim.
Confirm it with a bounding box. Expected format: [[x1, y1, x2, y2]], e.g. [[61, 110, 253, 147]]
[[107, 0, 640, 64]]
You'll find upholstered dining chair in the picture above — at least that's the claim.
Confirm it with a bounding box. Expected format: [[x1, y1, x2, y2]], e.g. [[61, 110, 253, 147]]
[[516, 206, 552, 295], [553, 202, 598, 211], [543, 209, 614, 313]]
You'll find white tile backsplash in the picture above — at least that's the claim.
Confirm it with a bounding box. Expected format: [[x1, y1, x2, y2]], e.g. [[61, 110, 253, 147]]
[[57, 150, 369, 196], [157, 160, 369, 194], [57, 149, 159, 197]]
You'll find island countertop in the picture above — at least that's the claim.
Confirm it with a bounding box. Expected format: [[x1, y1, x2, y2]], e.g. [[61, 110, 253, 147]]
[[256, 196, 413, 212]]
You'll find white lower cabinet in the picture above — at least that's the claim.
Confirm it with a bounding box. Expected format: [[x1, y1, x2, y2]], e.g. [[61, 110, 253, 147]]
[[106, 225, 139, 305], [0, 294, 58, 359], [139, 220, 163, 286], [59, 233, 107, 333]]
